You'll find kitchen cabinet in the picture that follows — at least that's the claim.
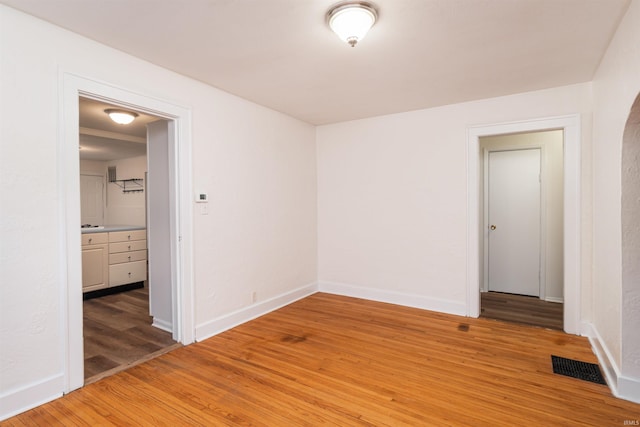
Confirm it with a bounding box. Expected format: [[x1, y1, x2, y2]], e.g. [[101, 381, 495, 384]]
[[108, 229, 147, 287], [81, 228, 147, 293], [81, 232, 109, 292]]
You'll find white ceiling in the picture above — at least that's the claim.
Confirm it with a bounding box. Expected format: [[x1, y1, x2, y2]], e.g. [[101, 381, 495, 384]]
[[79, 97, 159, 161], [2, 0, 630, 125]]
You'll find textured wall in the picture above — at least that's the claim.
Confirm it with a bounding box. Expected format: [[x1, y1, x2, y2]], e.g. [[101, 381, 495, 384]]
[[592, 0, 640, 387], [621, 94, 640, 380]]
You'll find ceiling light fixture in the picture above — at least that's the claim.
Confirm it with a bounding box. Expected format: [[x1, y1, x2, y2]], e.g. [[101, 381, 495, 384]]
[[327, 1, 377, 47], [105, 109, 138, 125]]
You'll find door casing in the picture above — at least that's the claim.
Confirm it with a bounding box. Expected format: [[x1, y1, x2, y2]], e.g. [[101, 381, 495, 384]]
[[467, 114, 581, 335], [60, 73, 194, 393]]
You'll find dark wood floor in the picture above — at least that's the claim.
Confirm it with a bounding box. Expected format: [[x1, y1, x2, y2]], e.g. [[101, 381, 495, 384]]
[[481, 291, 564, 330], [7, 293, 638, 426], [83, 286, 180, 383]]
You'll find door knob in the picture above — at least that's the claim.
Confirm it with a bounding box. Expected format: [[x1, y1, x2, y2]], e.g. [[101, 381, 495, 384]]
[[490, 225, 497, 230]]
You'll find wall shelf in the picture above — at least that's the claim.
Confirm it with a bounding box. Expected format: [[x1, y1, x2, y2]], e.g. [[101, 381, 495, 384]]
[[111, 178, 144, 193]]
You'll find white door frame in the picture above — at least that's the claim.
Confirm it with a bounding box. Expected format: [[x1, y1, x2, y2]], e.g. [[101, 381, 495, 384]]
[[60, 73, 195, 393], [483, 147, 545, 298], [467, 114, 581, 334]]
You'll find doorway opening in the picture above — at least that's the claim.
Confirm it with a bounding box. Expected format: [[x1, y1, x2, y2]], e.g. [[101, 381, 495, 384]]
[[466, 114, 581, 335], [479, 131, 564, 330], [78, 97, 179, 382], [61, 73, 195, 393]]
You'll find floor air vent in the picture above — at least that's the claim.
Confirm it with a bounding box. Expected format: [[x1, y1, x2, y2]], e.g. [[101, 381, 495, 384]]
[[551, 355, 606, 385]]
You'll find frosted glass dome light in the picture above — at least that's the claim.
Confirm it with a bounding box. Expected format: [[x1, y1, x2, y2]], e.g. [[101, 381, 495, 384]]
[[328, 2, 377, 47], [105, 109, 138, 125]]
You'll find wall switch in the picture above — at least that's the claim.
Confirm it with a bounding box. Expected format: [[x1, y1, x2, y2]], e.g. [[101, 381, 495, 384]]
[[200, 203, 209, 215], [195, 192, 208, 203]]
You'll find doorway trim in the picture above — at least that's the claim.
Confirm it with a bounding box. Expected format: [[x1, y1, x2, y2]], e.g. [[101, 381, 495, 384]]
[[61, 73, 195, 393], [466, 114, 581, 334]]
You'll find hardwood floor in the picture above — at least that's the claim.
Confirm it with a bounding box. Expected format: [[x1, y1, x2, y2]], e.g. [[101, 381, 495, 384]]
[[5, 293, 638, 425], [83, 286, 179, 383], [481, 291, 564, 330]]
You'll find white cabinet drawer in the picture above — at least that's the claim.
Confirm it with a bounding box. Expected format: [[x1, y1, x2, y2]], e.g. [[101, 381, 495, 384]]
[[109, 240, 147, 254], [109, 260, 147, 286], [82, 232, 108, 246], [109, 249, 147, 265], [109, 229, 146, 243]]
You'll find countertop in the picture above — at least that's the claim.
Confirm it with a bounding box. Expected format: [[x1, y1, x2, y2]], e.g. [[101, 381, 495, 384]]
[[81, 225, 146, 234]]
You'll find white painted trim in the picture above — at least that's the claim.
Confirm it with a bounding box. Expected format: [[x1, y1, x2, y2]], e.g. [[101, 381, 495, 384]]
[[482, 148, 489, 293], [545, 296, 564, 303], [318, 281, 467, 316], [61, 72, 195, 394], [467, 115, 581, 335], [584, 322, 619, 393], [195, 283, 319, 341], [482, 146, 547, 299], [618, 376, 640, 404], [583, 322, 640, 404], [152, 318, 173, 333], [0, 374, 63, 421]]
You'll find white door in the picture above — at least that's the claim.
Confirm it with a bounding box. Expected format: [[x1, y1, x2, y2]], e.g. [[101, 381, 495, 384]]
[[488, 149, 541, 296], [80, 174, 104, 225]]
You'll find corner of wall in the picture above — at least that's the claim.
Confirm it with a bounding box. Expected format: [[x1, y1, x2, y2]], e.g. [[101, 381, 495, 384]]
[[583, 321, 640, 404], [318, 281, 467, 317], [195, 282, 318, 341]]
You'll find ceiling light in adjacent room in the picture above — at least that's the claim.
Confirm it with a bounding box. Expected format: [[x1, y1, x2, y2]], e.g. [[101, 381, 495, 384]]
[[327, 1, 377, 47], [105, 109, 138, 125]]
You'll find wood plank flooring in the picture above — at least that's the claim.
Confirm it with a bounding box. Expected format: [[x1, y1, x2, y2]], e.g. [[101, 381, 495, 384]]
[[481, 291, 564, 330], [83, 286, 179, 383], [5, 293, 639, 426]]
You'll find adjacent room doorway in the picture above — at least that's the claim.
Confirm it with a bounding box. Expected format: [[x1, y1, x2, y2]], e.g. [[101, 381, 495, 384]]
[[479, 131, 563, 330], [61, 73, 194, 393], [467, 116, 580, 334], [78, 97, 179, 382]]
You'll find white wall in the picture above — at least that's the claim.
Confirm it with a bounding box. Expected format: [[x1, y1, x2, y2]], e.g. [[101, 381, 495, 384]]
[[621, 96, 640, 383], [0, 5, 317, 418], [105, 155, 147, 226], [146, 120, 172, 332], [80, 156, 148, 226], [317, 83, 592, 316], [79, 159, 106, 175], [591, 0, 640, 402], [480, 131, 564, 301]]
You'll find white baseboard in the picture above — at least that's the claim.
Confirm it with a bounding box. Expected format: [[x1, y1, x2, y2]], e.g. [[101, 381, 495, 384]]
[[152, 318, 173, 333], [318, 280, 467, 317], [544, 296, 564, 303], [582, 321, 640, 404], [0, 374, 63, 421], [195, 282, 318, 341]]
